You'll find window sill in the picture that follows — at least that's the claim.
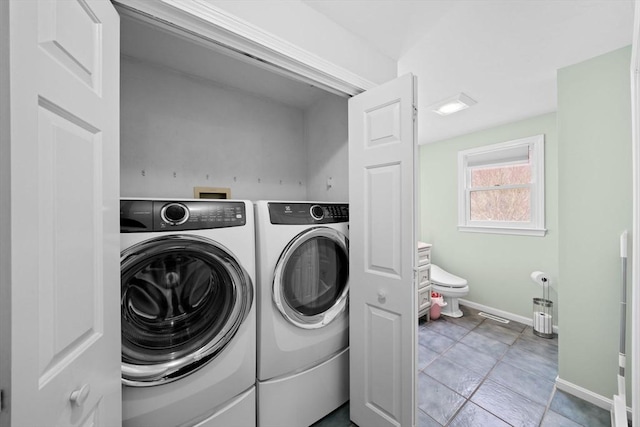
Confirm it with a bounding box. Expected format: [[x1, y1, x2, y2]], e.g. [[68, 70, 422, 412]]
[[458, 225, 547, 237]]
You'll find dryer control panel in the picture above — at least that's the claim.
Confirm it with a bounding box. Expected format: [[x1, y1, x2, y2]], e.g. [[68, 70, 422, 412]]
[[268, 202, 349, 225], [121, 199, 246, 232]]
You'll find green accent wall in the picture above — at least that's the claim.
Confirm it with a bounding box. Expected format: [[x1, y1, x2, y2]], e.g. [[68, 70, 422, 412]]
[[419, 112, 559, 322], [557, 46, 632, 399]]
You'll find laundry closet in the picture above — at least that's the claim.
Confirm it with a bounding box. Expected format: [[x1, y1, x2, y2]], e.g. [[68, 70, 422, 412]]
[[119, 12, 349, 202], [116, 9, 352, 427]]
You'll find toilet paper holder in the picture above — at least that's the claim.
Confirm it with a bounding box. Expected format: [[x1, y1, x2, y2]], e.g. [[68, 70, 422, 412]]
[[530, 271, 549, 286], [531, 271, 553, 338]]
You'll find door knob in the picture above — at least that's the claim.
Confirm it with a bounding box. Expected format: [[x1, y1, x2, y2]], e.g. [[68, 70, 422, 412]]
[[69, 384, 90, 407], [377, 290, 387, 303]]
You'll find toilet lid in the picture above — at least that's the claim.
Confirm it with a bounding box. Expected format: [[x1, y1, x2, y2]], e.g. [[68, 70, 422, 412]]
[[430, 264, 467, 287]]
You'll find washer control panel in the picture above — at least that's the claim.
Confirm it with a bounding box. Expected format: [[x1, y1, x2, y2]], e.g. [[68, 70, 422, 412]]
[[268, 202, 349, 225], [121, 200, 246, 232]]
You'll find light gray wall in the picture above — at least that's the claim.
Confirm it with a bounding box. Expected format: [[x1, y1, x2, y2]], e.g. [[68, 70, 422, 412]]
[[121, 57, 349, 202], [557, 46, 632, 402], [305, 93, 349, 202], [121, 57, 309, 201], [419, 113, 559, 322]]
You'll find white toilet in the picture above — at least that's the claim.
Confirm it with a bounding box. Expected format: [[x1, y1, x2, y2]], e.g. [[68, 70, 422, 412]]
[[430, 264, 469, 318]]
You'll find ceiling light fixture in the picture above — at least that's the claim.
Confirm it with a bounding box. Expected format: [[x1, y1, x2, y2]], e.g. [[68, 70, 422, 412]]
[[430, 92, 477, 116]]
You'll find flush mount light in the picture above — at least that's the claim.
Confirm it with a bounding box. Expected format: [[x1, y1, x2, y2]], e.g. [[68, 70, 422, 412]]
[[430, 92, 477, 116]]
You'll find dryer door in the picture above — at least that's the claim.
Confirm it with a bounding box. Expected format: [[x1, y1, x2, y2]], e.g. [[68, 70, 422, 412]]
[[120, 234, 253, 386], [273, 227, 349, 329]]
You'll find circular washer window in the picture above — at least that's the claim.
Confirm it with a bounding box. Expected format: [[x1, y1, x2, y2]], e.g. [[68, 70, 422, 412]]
[[120, 234, 252, 386], [273, 227, 348, 329]]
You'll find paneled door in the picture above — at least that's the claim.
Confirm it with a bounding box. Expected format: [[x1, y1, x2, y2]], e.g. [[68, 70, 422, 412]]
[[348, 73, 418, 427], [5, 0, 121, 425]]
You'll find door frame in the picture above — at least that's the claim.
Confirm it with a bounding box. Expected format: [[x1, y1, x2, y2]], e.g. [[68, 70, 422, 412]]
[[113, 0, 375, 97], [631, 1, 640, 425], [0, 0, 10, 424]]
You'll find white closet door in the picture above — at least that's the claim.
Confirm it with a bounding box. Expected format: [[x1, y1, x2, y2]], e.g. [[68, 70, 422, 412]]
[[7, 0, 121, 425], [348, 73, 418, 427]]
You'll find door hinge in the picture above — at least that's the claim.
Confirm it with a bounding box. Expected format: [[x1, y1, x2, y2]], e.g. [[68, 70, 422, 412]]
[[1, 389, 5, 412], [413, 105, 418, 122]]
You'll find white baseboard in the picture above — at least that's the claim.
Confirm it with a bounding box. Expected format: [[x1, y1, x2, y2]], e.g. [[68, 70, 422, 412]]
[[555, 376, 632, 420], [459, 299, 559, 334]]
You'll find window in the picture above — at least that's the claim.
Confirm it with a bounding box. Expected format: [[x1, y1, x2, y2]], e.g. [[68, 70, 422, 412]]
[[458, 135, 546, 236]]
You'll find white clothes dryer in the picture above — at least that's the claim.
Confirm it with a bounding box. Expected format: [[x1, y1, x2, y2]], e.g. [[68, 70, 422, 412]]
[[120, 199, 256, 427], [254, 201, 349, 427]]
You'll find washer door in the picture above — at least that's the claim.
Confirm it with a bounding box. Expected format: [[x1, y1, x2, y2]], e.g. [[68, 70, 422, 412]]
[[273, 227, 349, 329], [120, 235, 253, 386]]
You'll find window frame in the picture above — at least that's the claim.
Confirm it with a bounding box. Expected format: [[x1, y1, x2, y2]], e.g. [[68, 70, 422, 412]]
[[457, 134, 546, 236]]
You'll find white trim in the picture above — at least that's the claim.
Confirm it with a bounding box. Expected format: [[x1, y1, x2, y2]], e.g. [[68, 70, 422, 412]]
[[0, 3, 10, 426], [459, 299, 559, 334], [631, 3, 640, 426], [457, 225, 547, 237], [556, 377, 632, 419], [112, 0, 375, 97], [458, 135, 545, 236]]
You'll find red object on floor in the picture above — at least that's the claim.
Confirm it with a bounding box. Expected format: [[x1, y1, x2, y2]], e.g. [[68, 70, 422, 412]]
[[430, 302, 441, 319]]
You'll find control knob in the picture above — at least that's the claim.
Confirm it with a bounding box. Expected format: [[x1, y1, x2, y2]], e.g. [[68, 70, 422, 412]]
[[310, 204, 324, 221], [161, 203, 189, 226]]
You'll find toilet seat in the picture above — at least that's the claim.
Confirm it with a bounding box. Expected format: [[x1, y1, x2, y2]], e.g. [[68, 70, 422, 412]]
[[431, 283, 469, 297], [430, 264, 467, 288]]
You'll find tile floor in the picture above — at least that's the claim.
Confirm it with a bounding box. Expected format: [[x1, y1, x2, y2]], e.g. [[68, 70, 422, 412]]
[[313, 305, 612, 427]]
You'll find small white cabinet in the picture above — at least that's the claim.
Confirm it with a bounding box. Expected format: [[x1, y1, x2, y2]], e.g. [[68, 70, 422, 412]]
[[417, 242, 432, 319]]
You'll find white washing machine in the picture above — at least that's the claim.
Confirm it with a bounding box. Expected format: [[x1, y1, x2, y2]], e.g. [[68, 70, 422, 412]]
[[120, 199, 256, 427], [254, 201, 349, 427]]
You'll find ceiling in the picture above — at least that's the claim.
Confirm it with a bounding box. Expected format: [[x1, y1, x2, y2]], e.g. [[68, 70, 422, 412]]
[[302, 0, 458, 61], [303, 0, 636, 143], [120, 1, 636, 143], [120, 14, 329, 110]]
